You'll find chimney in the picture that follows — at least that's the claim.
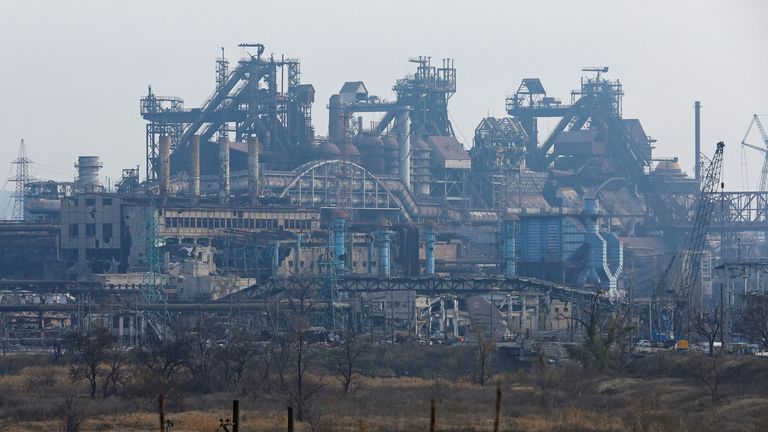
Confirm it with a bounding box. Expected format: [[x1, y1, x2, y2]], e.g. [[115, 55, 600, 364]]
[[694, 101, 702, 180], [219, 136, 230, 204], [190, 135, 200, 199], [159, 135, 171, 196], [248, 135, 260, 203]]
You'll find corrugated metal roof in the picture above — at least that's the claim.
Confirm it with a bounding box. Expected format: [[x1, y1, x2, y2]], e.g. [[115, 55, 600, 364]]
[[597, 188, 645, 216], [427, 136, 470, 162], [505, 171, 548, 194]]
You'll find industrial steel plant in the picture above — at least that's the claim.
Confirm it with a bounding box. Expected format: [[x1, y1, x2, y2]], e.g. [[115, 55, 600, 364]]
[[3, 42, 768, 353]]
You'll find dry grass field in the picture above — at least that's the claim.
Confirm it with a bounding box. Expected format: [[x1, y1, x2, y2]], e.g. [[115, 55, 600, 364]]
[[0, 347, 767, 431]]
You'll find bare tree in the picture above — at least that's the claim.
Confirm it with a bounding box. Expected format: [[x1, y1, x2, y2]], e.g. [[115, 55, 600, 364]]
[[187, 314, 219, 393], [466, 320, 495, 385], [334, 326, 368, 393], [283, 272, 324, 422], [60, 396, 83, 432], [695, 355, 722, 404], [136, 319, 192, 392], [68, 327, 112, 398], [101, 343, 126, 397], [220, 323, 260, 391], [691, 308, 721, 356], [740, 293, 768, 349], [569, 289, 632, 371]]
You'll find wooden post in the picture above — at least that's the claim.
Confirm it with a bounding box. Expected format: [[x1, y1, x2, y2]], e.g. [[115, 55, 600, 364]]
[[232, 400, 239, 432], [494, 382, 501, 432], [158, 393, 165, 432], [430, 399, 436, 432], [287, 406, 294, 432]]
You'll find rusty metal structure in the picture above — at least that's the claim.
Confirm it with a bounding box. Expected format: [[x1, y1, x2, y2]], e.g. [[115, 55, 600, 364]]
[[3, 44, 768, 349]]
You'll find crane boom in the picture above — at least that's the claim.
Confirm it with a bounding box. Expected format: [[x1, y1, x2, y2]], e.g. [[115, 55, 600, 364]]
[[672, 141, 724, 339], [741, 115, 768, 191]]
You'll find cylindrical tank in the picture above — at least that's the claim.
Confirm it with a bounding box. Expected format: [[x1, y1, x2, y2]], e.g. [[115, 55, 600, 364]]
[[328, 94, 346, 145], [219, 136, 230, 204], [75, 156, 103, 190], [357, 136, 385, 173], [383, 137, 399, 176], [190, 135, 201, 199]]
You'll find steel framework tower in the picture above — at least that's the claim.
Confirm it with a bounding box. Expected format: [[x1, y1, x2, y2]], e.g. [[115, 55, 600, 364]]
[[10, 139, 31, 221]]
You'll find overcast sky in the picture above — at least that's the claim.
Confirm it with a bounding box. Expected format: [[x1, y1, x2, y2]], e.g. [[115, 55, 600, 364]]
[[0, 0, 765, 191]]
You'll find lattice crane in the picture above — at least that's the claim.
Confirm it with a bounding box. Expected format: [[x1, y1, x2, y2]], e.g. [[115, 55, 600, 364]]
[[672, 141, 724, 339], [741, 115, 768, 192]]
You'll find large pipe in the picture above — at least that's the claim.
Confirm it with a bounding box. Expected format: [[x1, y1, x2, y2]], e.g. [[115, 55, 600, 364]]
[[219, 136, 230, 203], [190, 135, 200, 199], [395, 109, 411, 189], [694, 101, 701, 180], [425, 223, 436, 276], [159, 136, 171, 196], [248, 135, 260, 202]]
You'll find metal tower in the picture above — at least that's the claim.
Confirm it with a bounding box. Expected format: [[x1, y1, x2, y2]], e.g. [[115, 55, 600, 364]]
[[319, 227, 344, 330], [141, 203, 165, 303], [10, 139, 31, 221]]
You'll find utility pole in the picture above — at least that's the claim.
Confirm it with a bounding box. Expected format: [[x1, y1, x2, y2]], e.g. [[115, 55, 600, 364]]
[[10, 139, 32, 221]]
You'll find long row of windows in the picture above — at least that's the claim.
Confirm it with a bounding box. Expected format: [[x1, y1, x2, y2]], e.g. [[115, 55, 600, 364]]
[[163, 216, 313, 231]]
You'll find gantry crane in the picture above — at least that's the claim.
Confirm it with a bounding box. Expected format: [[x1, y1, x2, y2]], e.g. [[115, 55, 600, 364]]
[[672, 141, 725, 340], [741, 115, 768, 192]]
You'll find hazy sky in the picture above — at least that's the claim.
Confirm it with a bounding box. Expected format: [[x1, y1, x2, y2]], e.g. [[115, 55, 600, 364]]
[[1, 0, 766, 191]]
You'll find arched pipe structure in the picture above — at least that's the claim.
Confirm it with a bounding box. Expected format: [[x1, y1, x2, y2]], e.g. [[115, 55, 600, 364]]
[[163, 159, 499, 224]]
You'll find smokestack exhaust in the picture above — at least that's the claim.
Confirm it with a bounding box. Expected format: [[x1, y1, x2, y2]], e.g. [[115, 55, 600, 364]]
[[248, 135, 259, 203], [190, 135, 200, 199], [694, 101, 701, 180], [219, 136, 230, 204], [159, 135, 171, 196]]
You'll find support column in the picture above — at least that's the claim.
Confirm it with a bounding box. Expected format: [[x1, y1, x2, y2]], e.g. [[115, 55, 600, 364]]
[[248, 135, 259, 203], [334, 213, 347, 276], [190, 135, 201, 199], [453, 297, 459, 338], [159, 135, 171, 197], [219, 136, 230, 204], [502, 215, 519, 277], [377, 228, 392, 278], [425, 222, 436, 276]]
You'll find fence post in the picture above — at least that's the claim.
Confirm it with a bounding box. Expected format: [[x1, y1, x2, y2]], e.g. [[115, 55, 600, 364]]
[[233, 400, 239, 432], [430, 399, 436, 432], [159, 393, 165, 432], [494, 382, 501, 432], [287, 406, 294, 432]]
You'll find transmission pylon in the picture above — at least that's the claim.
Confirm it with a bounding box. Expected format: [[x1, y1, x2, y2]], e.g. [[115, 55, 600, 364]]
[[10, 139, 32, 221], [319, 227, 344, 330]]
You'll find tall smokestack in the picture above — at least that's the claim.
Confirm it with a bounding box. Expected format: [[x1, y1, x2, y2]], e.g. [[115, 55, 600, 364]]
[[190, 135, 200, 199], [395, 108, 411, 189], [248, 135, 260, 203], [159, 135, 171, 196], [694, 101, 701, 180], [218, 136, 230, 204]]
